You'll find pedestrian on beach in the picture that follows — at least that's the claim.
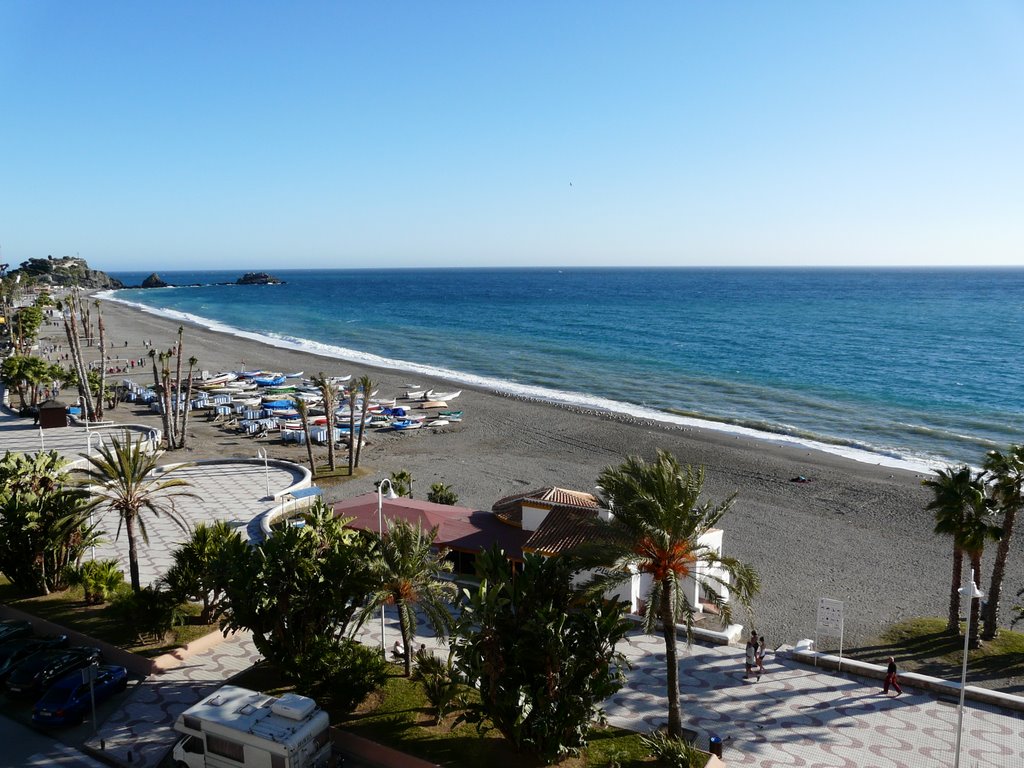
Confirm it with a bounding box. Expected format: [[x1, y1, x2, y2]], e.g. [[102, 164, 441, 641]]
[[756, 636, 767, 678], [744, 631, 758, 679], [883, 656, 902, 696]]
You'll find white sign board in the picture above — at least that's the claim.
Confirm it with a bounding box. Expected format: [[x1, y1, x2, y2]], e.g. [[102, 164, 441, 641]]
[[816, 598, 844, 638]]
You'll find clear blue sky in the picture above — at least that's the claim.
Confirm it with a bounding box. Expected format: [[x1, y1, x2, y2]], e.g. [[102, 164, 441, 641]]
[[2, 2, 1023, 270]]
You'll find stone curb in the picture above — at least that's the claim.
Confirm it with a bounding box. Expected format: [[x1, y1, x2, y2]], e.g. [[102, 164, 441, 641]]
[[783, 642, 1024, 713]]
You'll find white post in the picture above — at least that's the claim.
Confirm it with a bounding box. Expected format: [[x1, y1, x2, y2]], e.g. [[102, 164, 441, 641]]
[[38, 426, 44, 452], [257, 448, 271, 499], [954, 569, 984, 768], [79, 395, 88, 430], [377, 478, 397, 655]]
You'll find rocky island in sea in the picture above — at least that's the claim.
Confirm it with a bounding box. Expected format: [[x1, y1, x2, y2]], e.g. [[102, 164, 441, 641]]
[[236, 272, 284, 285]]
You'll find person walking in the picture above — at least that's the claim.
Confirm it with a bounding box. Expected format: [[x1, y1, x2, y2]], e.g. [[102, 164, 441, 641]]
[[756, 636, 767, 679], [883, 656, 903, 695], [744, 631, 758, 679]]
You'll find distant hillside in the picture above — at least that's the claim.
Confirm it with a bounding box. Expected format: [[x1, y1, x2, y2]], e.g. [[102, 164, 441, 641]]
[[9, 256, 124, 289]]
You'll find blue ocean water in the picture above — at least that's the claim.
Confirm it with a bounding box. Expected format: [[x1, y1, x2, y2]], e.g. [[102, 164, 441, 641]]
[[105, 268, 1024, 470]]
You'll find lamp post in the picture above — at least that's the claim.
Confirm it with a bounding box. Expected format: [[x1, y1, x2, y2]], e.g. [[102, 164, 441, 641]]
[[256, 448, 271, 500], [953, 568, 984, 768], [376, 478, 399, 655]]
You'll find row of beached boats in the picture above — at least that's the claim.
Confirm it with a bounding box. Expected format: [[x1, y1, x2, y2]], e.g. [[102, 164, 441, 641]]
[[119, 370, 464, 443]]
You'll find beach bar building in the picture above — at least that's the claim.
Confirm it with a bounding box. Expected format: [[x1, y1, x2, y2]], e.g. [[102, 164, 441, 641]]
[[331, 494, 528, 576], [331, 486, 733, 617], [491, 487, 732, 616]]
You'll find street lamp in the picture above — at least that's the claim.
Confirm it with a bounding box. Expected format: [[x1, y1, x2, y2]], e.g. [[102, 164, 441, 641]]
[[376, 478, 399, 654], [256, 448, 271, 500], [953, 568, 985, 768]]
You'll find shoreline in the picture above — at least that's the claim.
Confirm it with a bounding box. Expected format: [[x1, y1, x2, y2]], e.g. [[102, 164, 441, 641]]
[[98, 290, 942, 475], [54, 296, 1023, 652]]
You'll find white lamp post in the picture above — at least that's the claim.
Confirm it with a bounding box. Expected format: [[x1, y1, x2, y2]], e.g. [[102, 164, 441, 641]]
[[953, 568, 984, 768], [256, 448, 271, 500], [376, 478, 399, 654]]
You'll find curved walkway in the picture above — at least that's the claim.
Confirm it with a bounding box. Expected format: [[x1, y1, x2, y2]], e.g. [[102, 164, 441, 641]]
[[92, 460, 308, 589]]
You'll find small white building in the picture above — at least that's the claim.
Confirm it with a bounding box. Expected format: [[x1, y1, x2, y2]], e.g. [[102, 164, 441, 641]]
[[491, 487, 731, 616]]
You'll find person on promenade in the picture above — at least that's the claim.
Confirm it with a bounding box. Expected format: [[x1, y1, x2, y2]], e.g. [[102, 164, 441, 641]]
[[391, 639, 404, 659], [756, 636, 767, 679], [883, 656, 903, 695], [744, 631, 758, 679]]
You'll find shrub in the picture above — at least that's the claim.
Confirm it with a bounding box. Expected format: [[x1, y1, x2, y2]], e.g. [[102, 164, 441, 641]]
[[291, 637, 389, 714], [427, 483, 458, 506], [640, 731, 708, 768], [111, 586, 185, 639], [66, 559, 124, 604], [412, 651, 466, 724]]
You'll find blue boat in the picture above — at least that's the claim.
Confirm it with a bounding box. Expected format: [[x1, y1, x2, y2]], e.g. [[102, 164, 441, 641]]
[[254, 375, 287, 387]]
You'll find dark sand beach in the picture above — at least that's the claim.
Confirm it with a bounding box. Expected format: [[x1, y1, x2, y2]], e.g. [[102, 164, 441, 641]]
[[59, 297, 1022, 653]]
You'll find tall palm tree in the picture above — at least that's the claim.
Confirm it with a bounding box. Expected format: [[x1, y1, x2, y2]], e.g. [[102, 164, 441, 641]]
[[177, 356, 198, 449], [924, 465, 988, 635], [294, 398, 317, 475], [359, 518, 457, 676], [81, 436, 195, 593], [957, 498, 1001, 649], [354, 375, 374, 468], [345, 380, 358, 475], [575, 450, 759, 738], [982, 445, 1024, 640], [311, 373, 337, 471]]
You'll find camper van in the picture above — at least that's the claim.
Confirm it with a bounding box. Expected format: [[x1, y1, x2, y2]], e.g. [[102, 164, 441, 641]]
[[171, 685, 331, 768]]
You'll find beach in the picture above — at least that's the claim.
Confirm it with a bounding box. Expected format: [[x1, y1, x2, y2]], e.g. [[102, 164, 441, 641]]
[[61, 297, 1021, 650]]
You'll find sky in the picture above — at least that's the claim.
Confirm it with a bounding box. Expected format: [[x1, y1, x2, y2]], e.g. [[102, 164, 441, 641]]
[[1, 2, 1023, 271]]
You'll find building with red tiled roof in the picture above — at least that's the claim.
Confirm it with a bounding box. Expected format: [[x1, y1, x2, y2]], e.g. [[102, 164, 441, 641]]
[[332, 493, 529, 575], [491, 485, 731, 616]]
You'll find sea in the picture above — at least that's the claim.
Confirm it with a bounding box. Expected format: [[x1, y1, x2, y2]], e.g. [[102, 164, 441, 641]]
[[102, 268, 1024, 473]]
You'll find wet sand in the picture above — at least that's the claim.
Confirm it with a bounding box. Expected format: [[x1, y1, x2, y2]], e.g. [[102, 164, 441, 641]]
[[53, 297, 1021, 650]]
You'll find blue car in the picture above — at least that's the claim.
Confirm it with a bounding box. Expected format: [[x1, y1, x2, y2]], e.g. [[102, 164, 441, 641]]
[[31, 664, 128, 726]]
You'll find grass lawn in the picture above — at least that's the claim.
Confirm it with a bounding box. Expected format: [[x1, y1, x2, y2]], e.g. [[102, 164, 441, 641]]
[[0, 576, 216, 657], [847, 617, 1024, 690], [232, 663, 658, 768]]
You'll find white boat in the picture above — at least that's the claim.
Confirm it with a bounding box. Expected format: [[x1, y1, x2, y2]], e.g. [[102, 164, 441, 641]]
[[426, 390, 462, 401], [421, 400, 448, 409], [428, 419, 450, 427], [285, 371, 304, 378], [200, 372, 238, 387], [405, 389, 426, 399], [328, 375, 352, 385]]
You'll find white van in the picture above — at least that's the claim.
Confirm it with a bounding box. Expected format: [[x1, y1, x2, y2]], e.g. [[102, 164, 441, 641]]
[[171, 685, 331, 768]]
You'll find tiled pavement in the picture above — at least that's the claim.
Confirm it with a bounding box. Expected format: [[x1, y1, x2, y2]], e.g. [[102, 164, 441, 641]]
[[359, 612, 1024, 768], [91, 460, 306, 589], [82, 631, 261, 768]]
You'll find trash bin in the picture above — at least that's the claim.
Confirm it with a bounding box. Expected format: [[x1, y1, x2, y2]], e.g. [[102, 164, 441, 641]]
[[709, 735, 723, 758]]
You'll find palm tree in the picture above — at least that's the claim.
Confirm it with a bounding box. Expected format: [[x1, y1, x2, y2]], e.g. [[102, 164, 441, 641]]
[[924, 465, 988, 635], [354, 375, 374, 468], [294, 398, 317, 475], [346, 380, 358, 475], [312, 373, 337, 471], [177, 356, 198, 449], [390, 470, 414, 499], [576, 450, 760, 738], [359, 518, 458, 676], [81, 436, 195, 593], [982, 445, 1024, 640]]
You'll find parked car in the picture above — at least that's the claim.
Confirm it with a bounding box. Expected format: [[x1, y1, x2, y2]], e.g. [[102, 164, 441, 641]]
[[0, 620, 33, 644], [0, 636, 69, 683], [6, 647, 101, 698], [32, 664, 129, 726]]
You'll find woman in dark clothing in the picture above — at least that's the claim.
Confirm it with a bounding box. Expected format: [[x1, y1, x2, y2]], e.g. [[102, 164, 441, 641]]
[[883, 656, 903, 695]]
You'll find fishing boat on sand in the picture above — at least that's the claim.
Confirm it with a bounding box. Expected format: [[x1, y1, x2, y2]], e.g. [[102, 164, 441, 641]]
[[426, 389, 461, 401]]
